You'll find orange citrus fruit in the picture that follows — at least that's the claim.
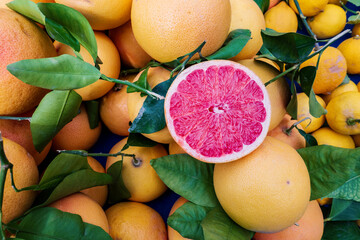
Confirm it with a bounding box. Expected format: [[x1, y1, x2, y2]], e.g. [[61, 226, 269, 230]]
[[48, 192, 109, 233], [213, 136, 311, 233], [106, 137, 168, 202], [265, 1, 298, 33], [168, 197, 190, 240], [300, 46, 347, 94], [109, 21, 152, 69], [0, 8, 56, 115], [289, 0, 328, 17], [352, 23, 360, 37], [312, 127, 355, 148], [1, 137, 39, 224], [100, 74, 135, 136], [131, 0, 231, 62], [229, 0, 266, 60], [54, 0, 132, 30], [168, 141, 186, 155], [51, 104, 102, 151], [253, 200, 324, 240], [237, 58, 290, 130], [269, 0, 281, 9], [321, 80, 358, 104], [307, 4, 347, 39], [267, 114, 306, 149], [80, 156, 108, 206], [337, 36, 360, 74], [165, 60, 271, 163], [352, 134, 360, 147], [326, 91, 360, 135], [297, 92, 326, 133], [54, 31, 120, 101], [105, 201, 167, 240], [127, 67, 174, 144]]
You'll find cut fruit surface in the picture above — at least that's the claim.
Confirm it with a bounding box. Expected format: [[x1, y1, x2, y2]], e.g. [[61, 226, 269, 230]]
[[165, 60, 271, 163]]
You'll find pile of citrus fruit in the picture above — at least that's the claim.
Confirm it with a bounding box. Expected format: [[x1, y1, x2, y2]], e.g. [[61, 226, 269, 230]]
[[0, 0, 360, 239]]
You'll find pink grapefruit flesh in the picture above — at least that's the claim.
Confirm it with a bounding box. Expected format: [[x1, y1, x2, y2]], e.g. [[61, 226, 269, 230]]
[[165, 60, 271, 163]]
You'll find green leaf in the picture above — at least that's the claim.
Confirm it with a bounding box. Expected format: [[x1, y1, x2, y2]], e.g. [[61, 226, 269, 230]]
[[121, 133, 158, 151], [151, 154, 218, 207], [322, 221, 360, 240], [129, 78, 173, 134], [201, 207, 254, 240], [286, 74, 298, 119], [253, 0, 269, 12], [7, 207, 111, 240], [261, 29, 316, 63], [297, 145, 360, 200], [326, 176, 360, 202], [127, 67, 151, 96], [348, 14, 360, 24], [207, 29, 251, 60], [299, 66, 327, 118], [106, 161, 131, 205], [348, 0, 360, 6], [85, 100, 100, 129], [30, 90, 82, 152], [6, 0, 45, 24], [167, 202, 211, 240], [44, 17, 80, 52], [37, 2, 98, 62], [327, 199, 360, 221], [296, 128, 318, 147], [7, 55, 101, 90]]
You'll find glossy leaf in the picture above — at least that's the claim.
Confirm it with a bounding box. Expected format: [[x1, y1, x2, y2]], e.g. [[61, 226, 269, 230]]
[[207, 29, 251, 60], [327, 199, 360, 221], [121, 133, 157, 151], [85, 100, 100, 129], [129, 78, 173, 134], [348, 14, 360, 24], [348, 0, 360, 6], [127, 67, 151, 96], [6, 0, 45, 24], [37, 3, 97, 62], [322, 221, 360, 240], [253, 0, 269, 12], [326, 176, 360, 202], [261, 29, 315, 63], [296, 128, 318, 147], [297, 145, 360, 200], [31, 90, 82, 152], [286, 74, 298, 119], [201, 207, 254, 240], [45, 17, 80, 52], [167, 202, 211, 240], [107, 161, 131, 205], [7, 207, 111, 240], [7, 55, 101, 90], [151, 154, 218, 207]]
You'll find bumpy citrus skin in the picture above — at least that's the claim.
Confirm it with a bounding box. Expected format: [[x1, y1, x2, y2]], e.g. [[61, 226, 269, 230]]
[[337, 37, 360, 74], [289, 0, 328, 17], [0, 9, 56, 115], [265, 1, 298, 33], [214, 137, 311, 233], [297, 93, 326, 133], [312, 127, 355, 149], [131, 0, 231, 62], [321, 80, 358, 104]]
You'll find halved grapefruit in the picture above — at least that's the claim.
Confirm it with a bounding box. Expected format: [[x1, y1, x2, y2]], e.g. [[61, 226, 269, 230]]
[[164, 60, 271, 163]]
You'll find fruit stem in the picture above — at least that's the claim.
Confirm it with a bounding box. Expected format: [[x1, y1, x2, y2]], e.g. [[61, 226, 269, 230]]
[[265, 64, 299, 86], [0, 116, 31, 121], [57, 149, 136, 159], [284, 117, 311, 135], [100, 74, 165, 100], [346, 118, 360, 126], [0, 133, 11, 239]]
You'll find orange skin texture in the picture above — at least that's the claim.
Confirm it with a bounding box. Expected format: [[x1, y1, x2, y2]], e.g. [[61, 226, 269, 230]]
[[51, 105, 102, 151], [2, 137, 39, 224], [0, 9, 56, 115], [168, 197, 191, 240], [267, 114, 306, 149], [253, 201, 324, 240], [337, 37, 360, 75], [49, 193, 109, 233], [268, 0, 281, 9], [109, 21, 152, 69], [168, 141, 186, 155]]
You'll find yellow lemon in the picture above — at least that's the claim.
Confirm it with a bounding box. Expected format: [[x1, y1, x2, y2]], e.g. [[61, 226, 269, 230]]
[[337, 36, 360, 74], [265, 1, 298, 33], [321, 80, 358, 104], [311, 127, 355, 148], [297, 92, 326, 133], [289, 0, 328, 17]]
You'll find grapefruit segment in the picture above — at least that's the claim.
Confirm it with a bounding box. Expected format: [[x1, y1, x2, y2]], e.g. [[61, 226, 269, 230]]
[[165, 60, 271, 163]]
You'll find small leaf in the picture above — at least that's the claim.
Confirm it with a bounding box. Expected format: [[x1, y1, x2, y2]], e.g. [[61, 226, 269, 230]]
[[38, 3, 98, 62], [106, 161, 131, 205], [151, 154, 218, 207], [327, 199, 360, 221], [207, 29, 251, 60], [296, 128, 318, 147], [348, 0, 360, 6], [7, 207, 111, 240], [348, 13, 360, 24], [253, 0, 269, 12], [326, 176, 360, 202], [121, 133, 158, 151], [6, 0, 45, 24], [167, 202, 211, 240], [322, 221, 360, 240], [7, 55, 101, 90], [201, 207, 254, 240], [286, 75, 298, 119], [297, 145, 360, 200], [44, 17, 80, 52], [129, 78, 173, 134], [31, 90, 82, 152], [261, 29, 316, 63], [85, 100, 100, 129], [127, 67, 151, 95]]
